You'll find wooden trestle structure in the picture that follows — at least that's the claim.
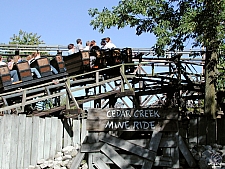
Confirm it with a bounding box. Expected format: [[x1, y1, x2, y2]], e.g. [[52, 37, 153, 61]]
[[0, 45, 205, 115], [0, 44, 208, 168]]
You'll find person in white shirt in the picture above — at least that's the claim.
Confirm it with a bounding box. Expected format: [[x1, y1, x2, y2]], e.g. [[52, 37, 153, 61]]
[[83, 41, 90, 51], [68, 44, 75, 55], [104, 37, 116, 49], [76, 38, 83, 52], [100, 38, 106, 49]]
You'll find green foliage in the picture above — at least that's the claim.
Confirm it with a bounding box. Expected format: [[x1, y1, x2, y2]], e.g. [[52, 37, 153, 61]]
[[217, 51, 225, 90], [89, 0, 225, 55], [8, 30, 49, 55], [9, 29, 45, 45], [89, 0, 225, 118]]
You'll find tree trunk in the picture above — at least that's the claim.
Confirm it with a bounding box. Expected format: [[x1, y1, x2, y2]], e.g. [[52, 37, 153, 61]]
[[204, 50, 218, 144], [204, 50, 218, 119]]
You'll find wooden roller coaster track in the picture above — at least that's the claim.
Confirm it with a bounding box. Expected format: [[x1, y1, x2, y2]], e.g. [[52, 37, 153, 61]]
[[0, 44, 205, 117]]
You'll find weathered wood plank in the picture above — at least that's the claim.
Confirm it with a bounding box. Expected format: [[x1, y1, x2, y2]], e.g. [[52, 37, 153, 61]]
[[0, 116, 3, 169], [44, 117, 51, 159], [172, 133, 180, 168], [142, 131, 162, 169], [179, 135, 196, 167], [70, 149, 85, 169], [24, 117, 32, 168], [63, 118, 72, 148], [94, 157, 110, 169], [100, 143, 135, 169], [81, 119, 88, 143], [9, 115, 19, 169], [93, 153, 172, 167], [49, 117, 58, 159], [88, 108, 178, 120], [37, 117, 45, 161], [88, 153, 95, 169], [81, 140, 176, 153], [56, 118, 63, 152], [115, 90, 135, 97], [126, 137, 177, 148], [100, 133, 156, 161], [81, 142, 104, 152], [30, 116, 39, 165], [17, 114, 26, 169], [86, 132, 100, 143], [73, 119, 81, 145], [2, 115, 12, 169]]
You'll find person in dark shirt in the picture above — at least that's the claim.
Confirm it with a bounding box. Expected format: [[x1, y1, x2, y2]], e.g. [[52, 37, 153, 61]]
[[89, 40, 100, 68]]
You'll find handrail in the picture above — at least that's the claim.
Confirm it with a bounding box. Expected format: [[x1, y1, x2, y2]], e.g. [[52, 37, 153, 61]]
[[0, 44, 207, 55]]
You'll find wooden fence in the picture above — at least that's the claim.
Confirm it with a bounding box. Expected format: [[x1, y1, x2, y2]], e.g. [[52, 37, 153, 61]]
[[179, 115, 225, 145], [0, 114, 87, 169], [1, 113, 225, 169]]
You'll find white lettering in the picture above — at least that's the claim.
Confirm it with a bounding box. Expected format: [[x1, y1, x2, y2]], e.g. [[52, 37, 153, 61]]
[[134, 110, 140, 117], [105, 121, 114, 128], [133, 121, 155, 130], [125, 121, 130, 129], [114, 121, 124, 129], [105, 121, 130, 129], [133, 121, 139, 129], [107, 110, 111, 117], [154, 110, 160, 117], [126, 110, 132, 117], [149, 110, 154, 117], [149, 121, 155, 129], [143, 121, 149, 129]]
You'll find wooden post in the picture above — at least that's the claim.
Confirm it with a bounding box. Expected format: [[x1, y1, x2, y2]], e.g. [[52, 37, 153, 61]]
[[217, 117, 225, 145], [30, 116, 39, 165], [198, 116, 207, 145], [17, 114, 26, 169], [206, 118, 216, 144], [142, 131, 162, 169], [24, 117, 33, 168], [0, 116, 3, 169], [66, 78, 71, 109]]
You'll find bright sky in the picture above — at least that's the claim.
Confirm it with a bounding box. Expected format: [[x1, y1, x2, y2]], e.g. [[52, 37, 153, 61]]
[[0, 0, 157, 48]]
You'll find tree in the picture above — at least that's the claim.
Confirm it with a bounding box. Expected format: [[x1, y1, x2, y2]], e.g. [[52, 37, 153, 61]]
[[9, 29, 45, 45], [88, 0, 225, 119], [8, 30, 48, 55]]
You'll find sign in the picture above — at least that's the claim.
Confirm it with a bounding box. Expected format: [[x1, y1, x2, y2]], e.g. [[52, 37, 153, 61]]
[[86, 108, 178, 131]]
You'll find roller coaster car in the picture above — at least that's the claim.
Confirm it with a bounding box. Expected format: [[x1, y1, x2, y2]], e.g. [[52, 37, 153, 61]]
[[63, 52, 83, 75], [81, 51, 91, 72], [111, 48, 122, 64], [0, 56, 68, 93], [13, 61, 33, 81], [0, 65, 12, 87], [121, 48, 133, 63], [30, 57, 52, 77], [50, 55, 65, 73]]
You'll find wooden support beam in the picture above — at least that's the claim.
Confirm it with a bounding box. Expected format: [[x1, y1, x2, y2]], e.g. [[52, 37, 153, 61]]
[[120, 68, 133, 91], [21, 90, 26, 112], [70, 149, 85, 169], [100, 143, 135, 169], [100, 133, 156, 161], [142, 131, 162, 169], [94, 157, 110, 169], [65, 82, 80, 109], [93, 153, 172, 167], [178, 135, 196, 167]]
